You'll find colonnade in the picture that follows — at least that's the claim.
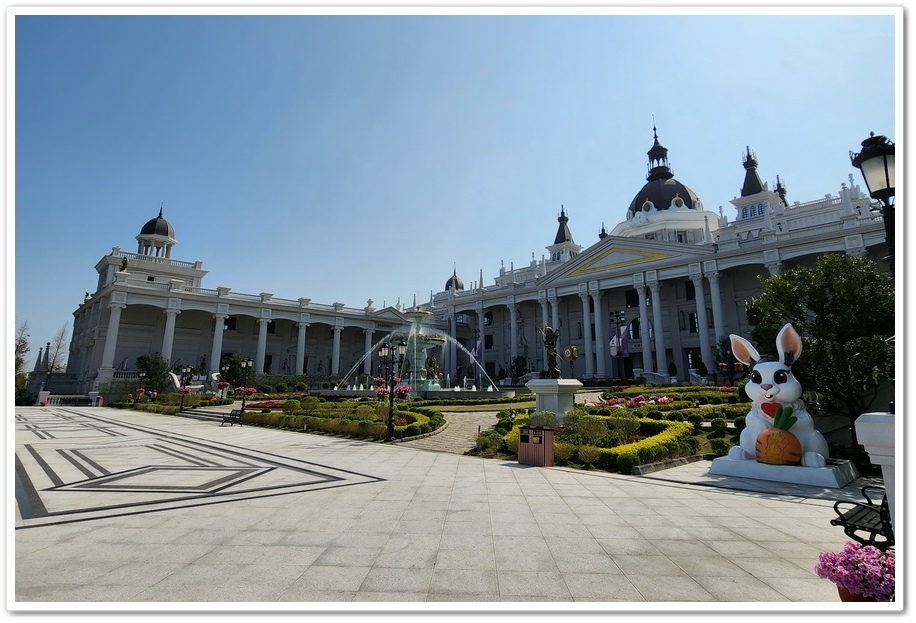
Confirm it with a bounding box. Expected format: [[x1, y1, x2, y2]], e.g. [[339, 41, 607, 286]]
[[443, 266, 745, 381]]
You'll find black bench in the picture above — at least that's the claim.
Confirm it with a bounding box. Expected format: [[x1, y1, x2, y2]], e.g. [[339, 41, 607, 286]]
[[221, 409, 243, 427], [830, 485, 894, 550]]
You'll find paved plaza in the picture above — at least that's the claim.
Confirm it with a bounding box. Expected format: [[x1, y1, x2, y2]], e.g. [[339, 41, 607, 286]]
[[10, 404, 891, 612]]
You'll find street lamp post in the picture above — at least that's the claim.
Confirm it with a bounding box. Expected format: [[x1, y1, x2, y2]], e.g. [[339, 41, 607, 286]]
[[178, 364, 192, 411], [240, 357, 253, 411], [378, 340, 407, 442], [850, 132, 895, 271]]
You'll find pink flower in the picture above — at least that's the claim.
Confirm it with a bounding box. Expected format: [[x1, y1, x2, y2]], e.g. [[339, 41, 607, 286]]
[[814, 542, 894, 601]]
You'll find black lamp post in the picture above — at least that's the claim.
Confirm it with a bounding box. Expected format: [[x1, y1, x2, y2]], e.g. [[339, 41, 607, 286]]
[[850, 132, 895, 270], [178, 364, 192, 411], [378, 339, 407, 442], [240, 357, 253, 411]]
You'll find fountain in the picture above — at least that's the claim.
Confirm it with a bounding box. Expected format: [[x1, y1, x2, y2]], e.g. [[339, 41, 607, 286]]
[[328, 306, 509, 400]]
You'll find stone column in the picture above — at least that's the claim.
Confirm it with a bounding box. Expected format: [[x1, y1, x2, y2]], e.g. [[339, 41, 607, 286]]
[[160, 309, 180, 363], [209, 314, 228, 375], [256, 318, 270, 373], [331, 325, 342, 375], [691, 275, 714, 369], [540, 297, 551, 366], [363, 327, 374, 375], [476, 307, 486, 377], [579, 292, 594, 377], [100, 302, 126, 368], [449, 310, 458, 381], [637, 285, 653, 373], [706, 271, 726, 345], [648, 280, 667, 374], [296, 322, 308, 375], [508, 299, 518, 362], [592, 289, 606, 378]]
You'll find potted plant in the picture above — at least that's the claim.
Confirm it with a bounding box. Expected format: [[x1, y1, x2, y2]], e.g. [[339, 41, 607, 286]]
[[814, 541, 894, 601]]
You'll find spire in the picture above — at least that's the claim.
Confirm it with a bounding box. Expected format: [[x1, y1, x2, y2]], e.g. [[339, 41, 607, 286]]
[[554, 205, 574, 244], [598, 222, 608, 239], [740, 146, 765, 196], [32, 347, 44, 372], [646, 122, 674, 182], [775, 175, 788, 206]]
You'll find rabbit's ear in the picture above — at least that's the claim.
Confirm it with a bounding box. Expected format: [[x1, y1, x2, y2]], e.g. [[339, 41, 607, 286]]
[[730, 334, 760, 366], [777, 323, 802, 367]]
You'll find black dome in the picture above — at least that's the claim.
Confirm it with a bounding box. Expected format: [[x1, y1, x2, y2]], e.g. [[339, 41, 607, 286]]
[[139, 208, 174, 238], [628, 178, 701, 215], [445, 272, 464, 291]]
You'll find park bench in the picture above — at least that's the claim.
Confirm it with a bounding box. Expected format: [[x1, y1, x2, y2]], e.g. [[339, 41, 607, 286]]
[[221, 409, 243, 427], [830, 485, 894, 550]]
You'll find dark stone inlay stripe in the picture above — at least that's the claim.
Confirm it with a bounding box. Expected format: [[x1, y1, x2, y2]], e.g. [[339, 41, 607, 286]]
[[148, 443, 214, 467], [15, 455, 48, 519], [24, 444, 63, 487], [56, 449, 97, 479], [69, 448, 110, 475]]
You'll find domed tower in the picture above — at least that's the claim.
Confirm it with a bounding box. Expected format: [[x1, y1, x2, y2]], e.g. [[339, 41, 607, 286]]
[[445, 267, 464, 292], [610, 125, 716, 244], [626, 125, 703, 219], [136, 206, 176, 258]]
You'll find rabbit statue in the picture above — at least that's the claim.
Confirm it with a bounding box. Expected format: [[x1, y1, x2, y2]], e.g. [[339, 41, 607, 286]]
[[727, 323, 829, 468]]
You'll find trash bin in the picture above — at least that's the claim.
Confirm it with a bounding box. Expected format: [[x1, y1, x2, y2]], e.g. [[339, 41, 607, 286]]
[[518, 426, 555, 467]]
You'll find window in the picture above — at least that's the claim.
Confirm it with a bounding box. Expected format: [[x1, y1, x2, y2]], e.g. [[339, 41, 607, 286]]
[[707, 308, 714, 327], [224, 317, 237, 331], [689, 312, 699, 334], [484, 333, 493, 349], [266, 322, 276, 334], [577, 322, 583, 340], [676, 231, 686, 243], [484, 311, 493, 326], [625, 289, 639, 309], [685, 280, 695, 301], [147, 276, 155, 282], [679, 311, 687, 331]]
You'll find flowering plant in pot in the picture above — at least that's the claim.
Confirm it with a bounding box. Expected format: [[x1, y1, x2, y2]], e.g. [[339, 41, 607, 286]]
[[814, 541, 894, 601]]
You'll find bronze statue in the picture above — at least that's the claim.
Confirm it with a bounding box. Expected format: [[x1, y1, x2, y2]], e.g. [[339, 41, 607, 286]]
[[425, 356, 437, 381], [119, 257, 128, 272], [541, 325, 561, 379]]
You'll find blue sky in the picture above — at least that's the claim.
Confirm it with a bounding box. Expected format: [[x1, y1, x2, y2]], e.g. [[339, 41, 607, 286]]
[[9, 7, 899, 370]]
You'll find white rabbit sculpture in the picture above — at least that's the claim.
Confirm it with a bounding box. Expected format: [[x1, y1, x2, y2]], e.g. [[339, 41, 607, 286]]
[[727, 323, 829, 468]]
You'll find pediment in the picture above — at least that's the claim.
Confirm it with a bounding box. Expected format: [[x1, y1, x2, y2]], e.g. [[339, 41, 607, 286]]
[[542, 236, 713, 283]]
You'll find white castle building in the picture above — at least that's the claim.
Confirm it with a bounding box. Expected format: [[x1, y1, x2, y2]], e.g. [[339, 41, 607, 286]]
[[43, 128, 888, 398]]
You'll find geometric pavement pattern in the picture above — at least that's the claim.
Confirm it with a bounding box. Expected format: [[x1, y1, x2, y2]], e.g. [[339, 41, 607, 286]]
[[14, 408, 383, 529]]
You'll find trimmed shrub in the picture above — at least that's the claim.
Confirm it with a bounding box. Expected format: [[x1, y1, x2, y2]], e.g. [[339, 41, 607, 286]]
[[477, 429, 503, 453], [616, 451, 639, 474], [275, 382, 288, 393], [733, 415, 747, 432], [710, 438, 732, 456], [282, 399, 301, 415], [553, 442, 576, 465], [709, 417, 729, 435], [578, 445, 601, 468]]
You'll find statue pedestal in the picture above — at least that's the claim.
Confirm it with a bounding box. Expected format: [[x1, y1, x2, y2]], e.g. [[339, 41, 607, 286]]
[[708, 456, 859, 488], [855, 412, 895, 532], [525, 378, 582, 425]]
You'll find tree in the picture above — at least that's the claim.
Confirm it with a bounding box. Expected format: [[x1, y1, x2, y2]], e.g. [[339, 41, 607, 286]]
[[744, 253, 894, 446], [15, 322, 31, 405], [714, 336, 746, 385], [47, 323, 70, 372], [135, 353, 172, 392], [15, 321, 30, 374]]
